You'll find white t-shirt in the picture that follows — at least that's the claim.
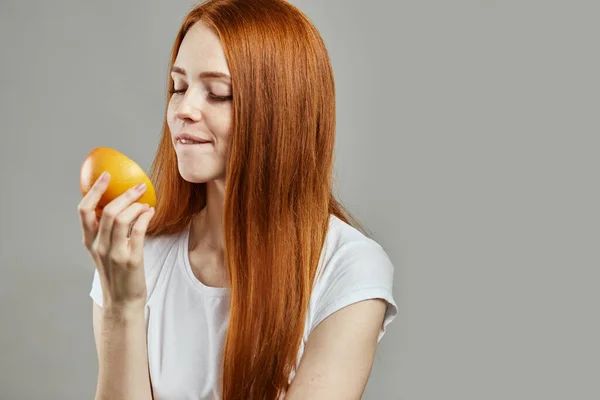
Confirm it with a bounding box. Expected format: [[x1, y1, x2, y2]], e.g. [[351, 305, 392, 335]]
[[90, 214, 397, 400]]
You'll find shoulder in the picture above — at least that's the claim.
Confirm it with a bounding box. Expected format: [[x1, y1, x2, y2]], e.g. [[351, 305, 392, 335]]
[[315, 215, 395, 284], [143, 231, 181, 262], [141, 227, 188, 297]]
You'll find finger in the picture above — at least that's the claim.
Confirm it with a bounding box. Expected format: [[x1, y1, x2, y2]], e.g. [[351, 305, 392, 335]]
[[78, 172, 110, 248], [129, 207, 156, 256], [111, 202, 151, 256], [97, 182, 148, 254]]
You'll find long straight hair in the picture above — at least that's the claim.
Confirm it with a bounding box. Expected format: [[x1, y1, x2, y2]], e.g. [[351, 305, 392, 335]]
[[146, 0, 368, 398]]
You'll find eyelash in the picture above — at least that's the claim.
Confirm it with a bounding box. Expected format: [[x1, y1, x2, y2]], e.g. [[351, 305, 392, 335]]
[[169, 88, 232, 102]]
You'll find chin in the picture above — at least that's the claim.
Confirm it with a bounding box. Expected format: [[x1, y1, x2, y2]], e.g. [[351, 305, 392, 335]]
[[178, 169, 212, 183], [178, 168, 224, 184]]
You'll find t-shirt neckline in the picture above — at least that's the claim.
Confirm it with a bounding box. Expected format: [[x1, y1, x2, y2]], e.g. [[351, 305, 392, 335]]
[[179, 220, 231, 297]]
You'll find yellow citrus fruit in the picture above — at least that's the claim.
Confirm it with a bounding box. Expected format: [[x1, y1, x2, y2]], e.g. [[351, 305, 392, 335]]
[[80, 147, 156, 216]]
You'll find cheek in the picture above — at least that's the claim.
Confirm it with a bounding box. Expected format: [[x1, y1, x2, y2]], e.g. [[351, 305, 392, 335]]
[[214, 109, 233, 138], [217, 119, 232, 138], [166, 100, 177, 128]]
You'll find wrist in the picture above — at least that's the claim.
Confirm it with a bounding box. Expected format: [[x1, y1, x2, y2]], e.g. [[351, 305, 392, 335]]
[[102, 301, 146, 322]]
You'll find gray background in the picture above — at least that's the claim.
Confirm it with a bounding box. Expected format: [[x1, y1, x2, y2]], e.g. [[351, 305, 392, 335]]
[[0, 0, 598, 399]]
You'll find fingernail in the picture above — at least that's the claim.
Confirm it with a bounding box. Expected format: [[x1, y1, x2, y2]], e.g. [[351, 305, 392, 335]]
[[99, 171, 109, 182], [135, 183, 147, 191]]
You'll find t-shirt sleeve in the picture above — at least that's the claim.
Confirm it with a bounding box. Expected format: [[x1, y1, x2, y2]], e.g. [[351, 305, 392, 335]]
[[90, 268, 104, 307], [309, 240, 398, 343]]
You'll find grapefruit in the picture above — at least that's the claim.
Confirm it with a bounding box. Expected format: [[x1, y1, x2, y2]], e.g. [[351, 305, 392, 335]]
[[80, 147, 156, 216]]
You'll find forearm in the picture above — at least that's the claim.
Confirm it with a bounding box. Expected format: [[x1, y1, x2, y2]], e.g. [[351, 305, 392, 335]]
[[95, 306, 153, 400]]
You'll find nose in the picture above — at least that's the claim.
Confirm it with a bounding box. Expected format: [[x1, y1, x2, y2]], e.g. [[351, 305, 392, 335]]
[[174, 90, 203, 122]]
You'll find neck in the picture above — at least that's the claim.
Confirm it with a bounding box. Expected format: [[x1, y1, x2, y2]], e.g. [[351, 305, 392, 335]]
[[190, 179, 226, 254]]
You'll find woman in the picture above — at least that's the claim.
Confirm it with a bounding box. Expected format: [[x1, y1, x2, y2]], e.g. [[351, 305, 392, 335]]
[[79, 0, 397, 399]]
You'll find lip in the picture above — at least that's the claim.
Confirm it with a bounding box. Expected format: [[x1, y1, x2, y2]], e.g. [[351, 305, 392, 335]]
[[175, 133, 212, 144]]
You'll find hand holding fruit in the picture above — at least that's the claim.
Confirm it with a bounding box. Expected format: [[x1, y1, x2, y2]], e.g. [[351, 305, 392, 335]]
[[78, 147, 157, 310]]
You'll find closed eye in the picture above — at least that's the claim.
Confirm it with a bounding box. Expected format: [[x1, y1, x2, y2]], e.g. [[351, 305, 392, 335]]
[[168, 88, 232, 102], [209, 93, 233, 101]]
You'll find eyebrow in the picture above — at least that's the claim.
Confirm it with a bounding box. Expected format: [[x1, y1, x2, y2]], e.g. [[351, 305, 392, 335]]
[[170, 66, 231, 81]]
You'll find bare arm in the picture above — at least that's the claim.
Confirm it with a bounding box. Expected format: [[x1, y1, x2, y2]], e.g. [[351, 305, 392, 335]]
[[285, 299, 388, 399], [93, 302, 153, 400]]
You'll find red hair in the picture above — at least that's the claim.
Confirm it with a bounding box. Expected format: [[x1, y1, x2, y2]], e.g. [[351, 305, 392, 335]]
[[146, 0, 368, 398]]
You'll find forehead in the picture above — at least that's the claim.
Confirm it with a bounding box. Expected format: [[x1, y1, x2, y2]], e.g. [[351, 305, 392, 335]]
[[175, 21, 230, 75]]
